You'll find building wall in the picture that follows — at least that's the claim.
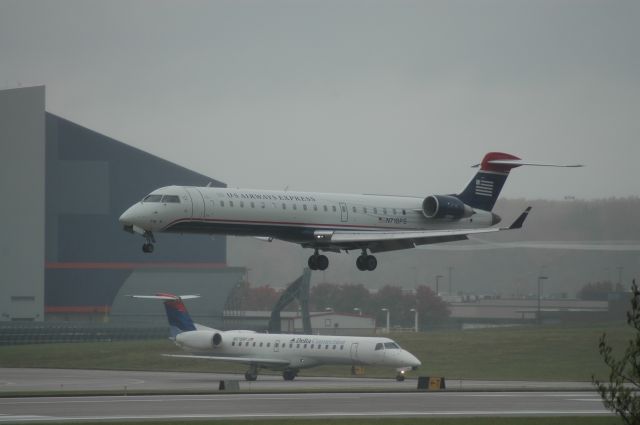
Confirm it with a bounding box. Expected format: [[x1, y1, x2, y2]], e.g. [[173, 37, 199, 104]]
[[0, 86, 237, 321], [0, 86, 45, 321], [44, 113, 229, 313]]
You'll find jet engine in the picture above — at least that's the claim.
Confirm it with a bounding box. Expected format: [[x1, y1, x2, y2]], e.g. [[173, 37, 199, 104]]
[[422, 195, 474, 219], [175, 330, 222, 350]]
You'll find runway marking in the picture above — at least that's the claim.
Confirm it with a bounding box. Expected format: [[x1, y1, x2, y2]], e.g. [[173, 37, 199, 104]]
[[0, 410, 612, 422], [0, 394, 363, 405]]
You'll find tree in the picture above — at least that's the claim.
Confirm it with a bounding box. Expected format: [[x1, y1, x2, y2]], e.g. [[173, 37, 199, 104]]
[[593, 279, 640, 424]]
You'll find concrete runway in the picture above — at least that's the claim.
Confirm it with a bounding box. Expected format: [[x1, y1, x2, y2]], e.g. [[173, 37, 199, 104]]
[[0, 392, 610, 422], [0, 368, 596, 393], [0, 368, 610, 422]]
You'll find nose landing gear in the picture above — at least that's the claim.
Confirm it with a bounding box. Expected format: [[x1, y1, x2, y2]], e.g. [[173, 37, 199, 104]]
[[141, 231, 156, 254]]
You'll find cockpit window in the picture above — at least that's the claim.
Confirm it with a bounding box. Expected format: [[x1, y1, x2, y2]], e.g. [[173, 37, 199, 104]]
[[161, 195, 180, 203], [375, 343, 383, 351], [384, 342, 400, 349], [143, 194, 163, 203]]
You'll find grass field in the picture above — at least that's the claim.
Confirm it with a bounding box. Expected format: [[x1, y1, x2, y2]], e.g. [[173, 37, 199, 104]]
[[0, 321, 633, 382]]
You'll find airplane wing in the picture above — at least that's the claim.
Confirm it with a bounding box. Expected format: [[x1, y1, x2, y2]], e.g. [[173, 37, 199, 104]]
[[312, 207, 532, 253], [162, 354, 291, 367]]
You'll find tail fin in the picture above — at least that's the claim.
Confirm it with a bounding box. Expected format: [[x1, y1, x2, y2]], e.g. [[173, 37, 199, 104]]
[[130, 293, 199, 338], [457, 152, 521, 211], [457, 152, 583, 211]]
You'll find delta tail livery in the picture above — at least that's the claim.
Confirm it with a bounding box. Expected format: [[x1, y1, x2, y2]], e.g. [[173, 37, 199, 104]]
[[133, 293, 421, 381], [120, 152, 581, 271]]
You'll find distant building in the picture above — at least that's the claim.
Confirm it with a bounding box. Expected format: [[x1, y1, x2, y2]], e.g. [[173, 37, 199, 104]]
[[0, 86, 243, 322], [224, 311, 376, 336]]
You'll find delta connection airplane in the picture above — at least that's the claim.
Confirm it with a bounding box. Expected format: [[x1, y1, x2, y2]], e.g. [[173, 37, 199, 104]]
[[133, 293, 422, 381], [119, 152, 581, 271]]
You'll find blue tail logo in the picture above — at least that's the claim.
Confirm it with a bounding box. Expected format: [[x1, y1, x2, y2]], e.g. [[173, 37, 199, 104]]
[[129, 293, 198, 338]]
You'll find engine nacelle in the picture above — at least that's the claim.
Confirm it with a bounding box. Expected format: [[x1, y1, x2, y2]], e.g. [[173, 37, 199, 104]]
[[422, 195, 474, 219], [175, 330, 221, 351]]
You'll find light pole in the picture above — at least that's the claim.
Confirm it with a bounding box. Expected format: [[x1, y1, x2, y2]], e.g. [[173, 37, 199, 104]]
[[410, 308, 418, 332], [381, 308, 390, 333], [353, 307, 362, 316], [537, 276, 548, 324], [435, 275, 444, 295]]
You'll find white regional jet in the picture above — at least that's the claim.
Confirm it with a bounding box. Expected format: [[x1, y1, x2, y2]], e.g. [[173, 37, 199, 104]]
[[133, 293, 421, 381], [119, 152, 580, 271]]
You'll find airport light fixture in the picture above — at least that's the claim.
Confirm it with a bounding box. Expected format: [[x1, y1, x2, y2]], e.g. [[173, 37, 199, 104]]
[[537, 276, 549, 324], [410, 308, 418, 333], [435, 274, 444, 295], [353, 307, 362, 316], [381, 308, 390, 334], [325, 307, 334, 313]]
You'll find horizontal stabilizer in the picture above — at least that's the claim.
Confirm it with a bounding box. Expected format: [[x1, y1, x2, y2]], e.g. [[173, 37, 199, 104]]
[[129, 294, 201, 300], [473, 159, 584, 168]]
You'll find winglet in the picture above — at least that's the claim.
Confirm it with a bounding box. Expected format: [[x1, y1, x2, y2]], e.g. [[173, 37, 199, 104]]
[[508, 206, 532, 230]]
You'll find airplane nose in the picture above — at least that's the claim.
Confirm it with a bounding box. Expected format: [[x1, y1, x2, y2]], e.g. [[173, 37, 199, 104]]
[[119, 207, 134, 224], [405, 351, 422, 369]]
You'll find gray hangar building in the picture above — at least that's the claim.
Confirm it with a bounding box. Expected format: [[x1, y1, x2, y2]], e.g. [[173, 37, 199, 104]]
[[0, 86, 244, 325]]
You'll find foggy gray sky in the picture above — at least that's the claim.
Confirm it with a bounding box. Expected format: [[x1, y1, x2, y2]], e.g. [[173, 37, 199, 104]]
[[1, 0, 639, 200]]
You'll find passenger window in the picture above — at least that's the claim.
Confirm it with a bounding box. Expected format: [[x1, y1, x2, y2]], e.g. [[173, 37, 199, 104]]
[[332, 345, 336, 350], [383, 208, 387, 215], [332, 206, 337, 212], [220, 201, 225, 207], [292, 204, 297, 210], [289, 343, 293, 348], [261, 202, 266, 209], [311, 344, 314, 349], [373, 208, 378, 214], [259, 342, 263, 347], [250, 202, 255, 208], [363, 207, 367, 214], [375, 343, 383, 351], [304, 344, 307, 348], [267, 342, 271, 347], [393, 208, 397, 215], [232, 342, 236, 346], [303, 204, 307, 211], [325, 345, 329, 349], [143, 194, 163, 203], [246, 341, 250, 346], [296, 343, 300, 348], [313, 205, 318, 211], [240, 201, 244, 208], [229, 201, 234, 207], [340, 345, 344, 350], [402, 209, 406, 215], [282, 203, 286, 210], [323, 205, 328, 212], [253, 342, 256, 347], [352, 206, 356, 213], [275, 343, 279, 348]]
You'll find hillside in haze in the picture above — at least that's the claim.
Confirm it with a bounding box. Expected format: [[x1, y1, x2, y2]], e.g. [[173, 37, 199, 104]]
[[226, 197, 640, 298]]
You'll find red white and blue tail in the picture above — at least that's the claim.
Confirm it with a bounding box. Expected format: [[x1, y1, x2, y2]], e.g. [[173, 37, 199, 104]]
[[130, 293, 199, 338], [456, 152, 583, 211]]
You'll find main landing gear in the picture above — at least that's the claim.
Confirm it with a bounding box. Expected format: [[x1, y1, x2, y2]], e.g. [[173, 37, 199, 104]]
[[308, 251, 329, 271], [244, 365, 259, 381], [282, 369, 298, 381], [356, 250, 377, 271]]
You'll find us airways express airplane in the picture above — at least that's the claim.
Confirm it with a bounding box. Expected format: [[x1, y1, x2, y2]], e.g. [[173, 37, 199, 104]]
[[133, 293, 421, 381], [119, 152, 581, 271]]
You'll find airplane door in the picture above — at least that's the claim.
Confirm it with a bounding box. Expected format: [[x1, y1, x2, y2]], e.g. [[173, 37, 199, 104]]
[[339, 202, 348, 222], [350, 343, 359, 361], [184, 187, 205, 218]]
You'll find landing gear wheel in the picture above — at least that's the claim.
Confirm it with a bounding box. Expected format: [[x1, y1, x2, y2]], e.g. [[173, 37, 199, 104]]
[[356, 253, 377, 271], [142, 243, 154, 253], [308, 253, 329, 271], [365, 255, 377, 271], [316, 255, 329, 271], [282, 369, 297, 381], [244, 371, 258, 381], [396, 373, 406, 382], [308, 255, 318, 270]]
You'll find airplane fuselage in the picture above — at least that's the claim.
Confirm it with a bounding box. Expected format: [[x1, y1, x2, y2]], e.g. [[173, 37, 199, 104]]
[[121, 185, 495, 246], [175, 328, 421, 371]]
